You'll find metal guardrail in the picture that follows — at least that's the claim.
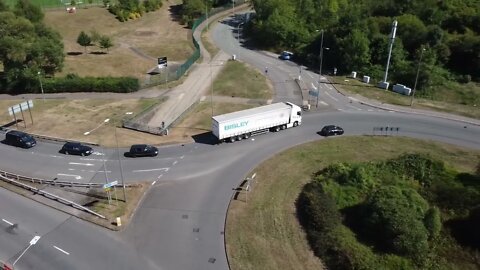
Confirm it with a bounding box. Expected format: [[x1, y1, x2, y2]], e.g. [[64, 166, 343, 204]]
[[0, 169, 132, 188], [0, 172, 106, 219]]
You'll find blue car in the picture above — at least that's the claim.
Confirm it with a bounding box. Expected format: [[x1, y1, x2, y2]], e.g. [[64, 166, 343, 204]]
[[279, 51, 293, 60]]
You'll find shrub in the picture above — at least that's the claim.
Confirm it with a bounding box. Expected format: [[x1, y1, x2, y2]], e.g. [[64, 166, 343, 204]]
[[424, 207, 442, 239], [42, 76, 139, 93]]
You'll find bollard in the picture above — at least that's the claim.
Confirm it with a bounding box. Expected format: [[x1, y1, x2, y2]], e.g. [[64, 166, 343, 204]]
[[116, 217, 122, 227]]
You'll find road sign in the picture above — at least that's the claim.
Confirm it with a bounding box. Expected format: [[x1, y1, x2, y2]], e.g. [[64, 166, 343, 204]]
[[157, 56, 167, 68], [103, 180, 118, 189], [8, 100, 34, 116]]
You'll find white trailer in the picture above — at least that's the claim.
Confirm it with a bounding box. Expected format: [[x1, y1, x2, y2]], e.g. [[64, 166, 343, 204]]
[[212, 102, 302, 143]]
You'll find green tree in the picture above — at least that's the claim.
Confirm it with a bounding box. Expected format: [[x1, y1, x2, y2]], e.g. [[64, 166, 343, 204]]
[[77, 31, 91, 53], [337, 29, 371, 72], [364, 186, 430, 261], [14, 0, 44, 23], [99, 35, 113, 52], [0, 0, 9, 12]]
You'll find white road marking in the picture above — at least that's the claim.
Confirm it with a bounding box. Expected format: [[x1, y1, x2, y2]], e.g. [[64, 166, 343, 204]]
[[53, 245, 70, 255], [57, 174, 82, 180], [180, 155, 185, 159], [346, 105, 360, 110], [91, 152, 104, 156], [338, 108, 344, 111], [68, 162, 94, 166], [319, 101, 328, 106], [368, 109, 374, 112], [172, 161, 178, 166], [133, 168, 170, 173], [178, 93, 185, 100], [2, 219, 13, 226], [388, 111, 395, 113], [157, 174, 163, 179], [151, 180, 157, 186], [311, 83, 317, 90]]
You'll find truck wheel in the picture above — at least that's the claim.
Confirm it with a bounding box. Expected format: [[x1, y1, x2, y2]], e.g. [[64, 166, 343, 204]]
[[244, 133, 250, 139], [237, 135, 242, 141], [293, 121, 298, 127], [274, 126, 280, 132], [281, 125, 287, 130], [229, 137, 235, 143]]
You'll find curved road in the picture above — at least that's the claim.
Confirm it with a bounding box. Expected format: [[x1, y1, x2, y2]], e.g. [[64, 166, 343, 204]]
[[1, 11, 480, 270]]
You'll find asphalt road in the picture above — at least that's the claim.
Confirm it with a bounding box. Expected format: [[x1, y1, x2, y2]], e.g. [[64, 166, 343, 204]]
[[1, 11, 480, 270]]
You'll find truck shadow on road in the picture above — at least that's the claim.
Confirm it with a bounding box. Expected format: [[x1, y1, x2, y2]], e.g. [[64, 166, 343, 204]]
[[192, 132, 218, 145]]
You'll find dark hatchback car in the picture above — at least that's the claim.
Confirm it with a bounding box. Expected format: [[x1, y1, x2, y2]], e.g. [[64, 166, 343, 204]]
[[126, 144, 158, 157], [319, 125, 344, 136], [61, 142, 93, 156]]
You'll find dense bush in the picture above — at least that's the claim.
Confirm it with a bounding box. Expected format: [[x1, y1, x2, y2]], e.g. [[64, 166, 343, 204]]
[[297, 153, 479, 269], [41, 75, 139, 93]]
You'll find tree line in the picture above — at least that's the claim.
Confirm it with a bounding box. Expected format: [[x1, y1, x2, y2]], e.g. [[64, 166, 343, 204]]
[[248, 0, 480, 94]]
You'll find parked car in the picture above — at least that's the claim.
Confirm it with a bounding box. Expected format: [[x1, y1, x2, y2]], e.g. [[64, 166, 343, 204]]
[[126, 144, 158, 157], [61, 142, 93, 156], [279, 51, 293, 60], [319, 125, 344, 136], [4, 130, 36, 148]]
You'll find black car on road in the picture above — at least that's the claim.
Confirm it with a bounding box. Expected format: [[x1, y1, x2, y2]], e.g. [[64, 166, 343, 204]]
[[61, 142, 93, 156], [4, 130, 36, 148], [319, 125, 344, 136], [126, 144, 158, 157]]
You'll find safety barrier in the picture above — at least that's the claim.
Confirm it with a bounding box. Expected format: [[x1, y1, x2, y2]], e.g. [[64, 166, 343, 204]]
[[0, 169, 132, 188], [372, 126, 400, 136], [0, 173, 106, 219]]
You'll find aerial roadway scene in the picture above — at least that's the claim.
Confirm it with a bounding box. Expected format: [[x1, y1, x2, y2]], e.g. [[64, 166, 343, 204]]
[[1, 0, 480, 269]]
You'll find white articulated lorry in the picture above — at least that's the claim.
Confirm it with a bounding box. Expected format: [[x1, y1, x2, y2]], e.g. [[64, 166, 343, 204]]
[[212, 102, 302, 143]]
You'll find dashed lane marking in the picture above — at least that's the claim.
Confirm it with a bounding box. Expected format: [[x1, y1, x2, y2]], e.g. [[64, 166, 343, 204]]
[[68, 162, 94, 166], [53, 246, 70, 255], [133, 168, 170, 173], [2, 219, 13, 226]]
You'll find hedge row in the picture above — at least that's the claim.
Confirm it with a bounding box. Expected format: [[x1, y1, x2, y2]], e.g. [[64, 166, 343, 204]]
[[42, 76, 139, 93]]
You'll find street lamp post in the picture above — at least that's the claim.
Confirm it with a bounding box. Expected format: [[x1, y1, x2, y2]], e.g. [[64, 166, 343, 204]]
[[37, 71, 45, 102], [410, 47, 426, 106], [114, 119, 127, 202], [84, 118, 110, 185], [316, 30, 328, 108], [237, 22, 244, 40]]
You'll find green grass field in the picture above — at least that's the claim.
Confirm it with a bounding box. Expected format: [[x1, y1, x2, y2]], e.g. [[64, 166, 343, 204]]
[[226, 136, 480, 270]]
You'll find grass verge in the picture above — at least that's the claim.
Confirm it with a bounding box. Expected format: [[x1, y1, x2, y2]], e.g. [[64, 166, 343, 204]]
[[213, 60, 272, 100], [329, 76, 480, 119], [226, 136, 480, 270]]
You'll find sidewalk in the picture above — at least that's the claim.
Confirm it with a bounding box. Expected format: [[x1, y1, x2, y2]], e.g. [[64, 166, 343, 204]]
[[146, 5, 248, 129]]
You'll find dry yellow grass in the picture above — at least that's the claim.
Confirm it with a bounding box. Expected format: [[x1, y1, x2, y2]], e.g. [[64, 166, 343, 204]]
[[43, 2, 193, 80]]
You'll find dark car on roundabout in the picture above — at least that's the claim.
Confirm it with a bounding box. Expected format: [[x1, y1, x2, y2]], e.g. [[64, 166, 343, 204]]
[[125, 144, 158, 158], [61, 142, 93, 156], [318, 125, 344, 137]]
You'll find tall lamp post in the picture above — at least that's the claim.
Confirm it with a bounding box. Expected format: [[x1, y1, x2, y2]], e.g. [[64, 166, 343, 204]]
[[84, 118, 110, 185], [37, 71, 45, 102], [114, 118, 127, 202], [410, 47, 426, 106], [316, 30, 330, 108]]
